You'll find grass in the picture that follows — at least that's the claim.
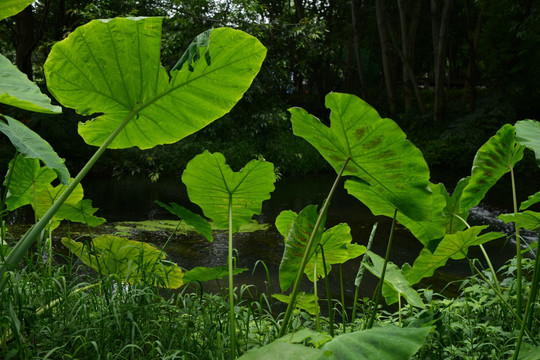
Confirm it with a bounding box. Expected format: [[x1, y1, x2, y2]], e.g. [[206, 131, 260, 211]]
[[0, 238, 538, 359]]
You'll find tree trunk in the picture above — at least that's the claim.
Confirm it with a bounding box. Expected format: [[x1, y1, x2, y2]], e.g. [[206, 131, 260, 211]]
[[463, 0, 484, 111], [15, 5, 34, 81], [351, 0, 367, 98], [376, 0, 398, 113], [431, 0, 452, 122]]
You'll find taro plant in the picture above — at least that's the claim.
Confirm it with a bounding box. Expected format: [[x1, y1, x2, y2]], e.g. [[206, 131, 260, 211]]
[[181, 150, 276, 358], [1, 16, 267, 275]]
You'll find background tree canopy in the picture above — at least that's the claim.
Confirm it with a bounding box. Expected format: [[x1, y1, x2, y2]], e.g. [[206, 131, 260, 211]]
[[0, 0, 539, 178]]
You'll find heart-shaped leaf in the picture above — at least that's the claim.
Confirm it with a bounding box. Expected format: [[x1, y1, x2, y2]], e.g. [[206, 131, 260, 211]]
[[44, 18, 266, 149], [0, 116, 69, 183], [409, 226, 503, 284], [238, 341, 329, 360], [460, 124, 524, 212], [4, 156, 57, 211], [156, 201, 213, 242], [499, 211, 540, 231], [515, 119, 540, 167], [290, 92, 433, 221], [0, 0, 34, 21], [183, 266, 248, 284], [62, 235, 184, 288], [55, 199, 106, 227], [0, 55, 61, 113], [363, 251, 424, 308], [278, 205, 325, 292], [182, 151, 275, 233]]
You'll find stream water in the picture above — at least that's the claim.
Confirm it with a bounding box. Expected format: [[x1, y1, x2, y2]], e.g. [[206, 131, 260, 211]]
[[66, 172, 536, 300]]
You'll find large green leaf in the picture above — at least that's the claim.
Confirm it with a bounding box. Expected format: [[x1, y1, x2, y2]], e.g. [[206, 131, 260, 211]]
[[62, 235, 184, 288], [156, 201, 213, 242], [55, 199, 106, 227], [182, 151, 275, 233], [0, 0, 34, 21], [499, 211, 540, 231], [521, 191, 540, 211], [44, 18, 266, 149], [409, 226, 503, 284], [34, 181, 84, 221], [363, 251, 424, 308], [0, 116, 69, 184], [443, 177, 471, 234], [460, 124, 525, 212], [238, 341, 330, 360], [321, 326, 432, 360], [290, 92, 433, 221], [0, 54, 61, 113], [278, 205, 325, 292], [304, 223, 366, 282], [183, 266, 248, 284], [345, 180, 446, 249], [515, 119, 540, 167], [4, 156, 57, 211]]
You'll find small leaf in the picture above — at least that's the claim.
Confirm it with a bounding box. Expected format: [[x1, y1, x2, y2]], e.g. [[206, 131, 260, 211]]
[[183, 266, 248, 284], [0, 116, 69, 184], [290, 92, 433, 221], [409, 226, 503, 284], [0, 54, 61, 113], [461, 124, 524, 212], [4, 156, 56, 211], [0, 0, 34, 21], [55, 199, 106, 227], [156, 201, 213, 242], [275, 210, 298, 238], [499, 211, 540, 231], [272, 292, 320, 316], [182, 151, 275, 233], [62, 235, 184, 288], [515, 119, 540, 167], [278, 205, 325, 292], [363, 251, 425, 308], [520, 191, 540, 210], [321, 326, 432, 360]]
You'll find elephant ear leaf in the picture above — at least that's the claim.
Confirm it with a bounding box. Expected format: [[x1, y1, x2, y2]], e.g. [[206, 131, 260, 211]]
[[0, 54, 61, 113], [182, 151, 275, 233], [0, 116, 69, 184], [460, 124, 524, 212], [515, 119, 540, 167], [290, 92, 432, 221], [44, 18, 266, 149], [0, 0, 34, 21]]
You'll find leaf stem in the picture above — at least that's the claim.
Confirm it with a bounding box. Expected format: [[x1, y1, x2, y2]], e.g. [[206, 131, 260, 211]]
[[351, 222, 377, 323], [278, 158, 350, 338], [1, 112, 137, 276], [228, 196, 237, 359], [511, 168, 523, 316], [366, 208, 398, 329], [320, 243, 334, 337]]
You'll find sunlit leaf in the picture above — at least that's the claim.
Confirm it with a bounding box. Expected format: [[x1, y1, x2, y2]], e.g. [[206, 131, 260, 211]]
[[272, 292, 319, 316], [363, 251, 424, 308], [515, 119, 540, 167], [0, 116, 69, 184], [183, 266, 248, 284], [304, 223, 366, 282], [278, 205, 325, 292], [34, 181, 84, 221], [499, 211, 540, 231], [409, 226, 503, 284], [0, 0, 34, 21], [55, 199, 106, 227], [62, 235, 184, 288], [4, 156, 56, 211], [520, 191, 540, 211], [45, 18, 266, 149], [290, 92, 433, 221], [275, 210, 298, 239], [156, 201, 213, 242], [0, 54, 61, 113], [182, 151, 275, 233], [443, 177, 471, 234], [238, 341, 330, 360], [321, 326, 432, 360], [461, 124, 524, 212]]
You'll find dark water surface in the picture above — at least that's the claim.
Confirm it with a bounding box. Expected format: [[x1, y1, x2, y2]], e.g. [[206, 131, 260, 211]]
[[75, 172, 534, 300]]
